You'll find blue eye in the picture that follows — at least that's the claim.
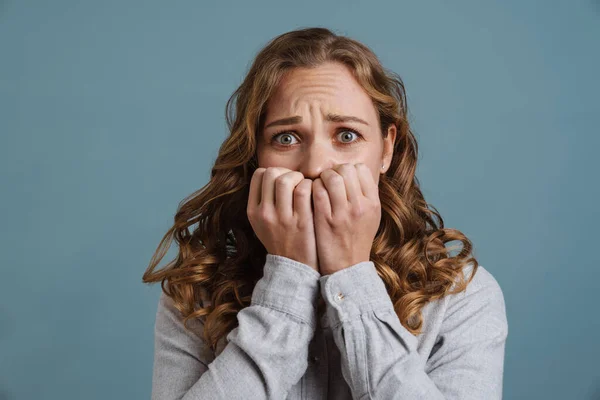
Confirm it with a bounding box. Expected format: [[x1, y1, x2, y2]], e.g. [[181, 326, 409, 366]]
[[270, 127, 364, 147], [339, 130, 358, 143], [273, 132, 298, 145]]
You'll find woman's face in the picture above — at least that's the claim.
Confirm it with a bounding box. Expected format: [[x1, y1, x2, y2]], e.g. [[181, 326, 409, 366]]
[[257, 61, 396, 186]]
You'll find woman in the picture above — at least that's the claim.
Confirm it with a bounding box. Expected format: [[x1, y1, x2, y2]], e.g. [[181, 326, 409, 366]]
[[142, 27, 508, 399]]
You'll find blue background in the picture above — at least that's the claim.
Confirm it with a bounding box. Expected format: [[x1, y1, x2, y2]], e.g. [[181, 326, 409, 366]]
[[1, 1, 598, 399]]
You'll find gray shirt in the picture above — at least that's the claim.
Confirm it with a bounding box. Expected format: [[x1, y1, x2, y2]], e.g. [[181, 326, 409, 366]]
[[151, 254, 508, 399]]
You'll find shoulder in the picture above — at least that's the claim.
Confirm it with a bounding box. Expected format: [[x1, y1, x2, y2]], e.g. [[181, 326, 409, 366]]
[[155, 290, 203, 336], [442, 263, 508, 336], [154, 290, 216, 363], [457, 264, 506, 306], [156, 287, 211, 322], [422, 264, 509, 391]]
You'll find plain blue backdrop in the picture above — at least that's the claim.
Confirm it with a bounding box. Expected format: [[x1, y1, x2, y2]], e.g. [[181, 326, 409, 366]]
[[1, 1, 598, 399]]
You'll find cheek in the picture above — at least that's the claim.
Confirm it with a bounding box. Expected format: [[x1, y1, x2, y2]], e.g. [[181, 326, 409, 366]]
[[257, 151, 295, 170], [255, 141, 264, 166], [256, 146, 274, 168]]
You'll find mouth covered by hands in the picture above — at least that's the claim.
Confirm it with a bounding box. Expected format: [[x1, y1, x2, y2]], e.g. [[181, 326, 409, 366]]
[[311, 163, 381, 276], [247, 163, 380, 276]]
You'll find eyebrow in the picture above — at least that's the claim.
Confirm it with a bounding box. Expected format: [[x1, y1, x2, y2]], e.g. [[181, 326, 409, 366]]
[[264, 113, 369, 129]]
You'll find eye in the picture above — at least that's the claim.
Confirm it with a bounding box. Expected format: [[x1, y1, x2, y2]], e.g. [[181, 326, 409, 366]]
[[338, 130, 361, 144], [270, 127, 364, 147], [271, 132, 299, 146]]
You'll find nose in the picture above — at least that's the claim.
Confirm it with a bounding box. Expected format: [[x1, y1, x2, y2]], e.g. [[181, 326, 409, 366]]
[[297, 142, 337, 180]]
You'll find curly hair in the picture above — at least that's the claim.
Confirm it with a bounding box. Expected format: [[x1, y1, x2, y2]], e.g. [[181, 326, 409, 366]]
[[142, 26, 479, 355]]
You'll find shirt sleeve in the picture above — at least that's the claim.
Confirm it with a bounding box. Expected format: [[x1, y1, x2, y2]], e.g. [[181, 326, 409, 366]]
[[151, 254, 321, 400], [318, 261, 508, 400]]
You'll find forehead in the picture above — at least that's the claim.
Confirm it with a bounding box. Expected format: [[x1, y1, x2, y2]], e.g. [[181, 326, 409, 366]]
[[265, 62, 376, 119]]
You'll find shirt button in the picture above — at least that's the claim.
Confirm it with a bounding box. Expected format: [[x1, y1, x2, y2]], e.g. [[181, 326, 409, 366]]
[[336, 292, 345, 301], [311, 355, 320, 364]]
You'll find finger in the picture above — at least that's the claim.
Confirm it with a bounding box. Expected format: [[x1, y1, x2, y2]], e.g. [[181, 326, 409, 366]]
[[276, 171, 305, 220], [294, 178, 314, 221], [261, 167, 289, 209], [248, 168, 266, 212], [356, 163, 378, 200], [312, 178, 332, 219], [319, 168, 347, 215], [335, 163, 362, 204]]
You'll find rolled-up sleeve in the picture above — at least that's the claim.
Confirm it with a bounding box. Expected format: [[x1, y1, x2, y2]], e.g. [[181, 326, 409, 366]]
[[151, 254, 321, 400], [319, 261, 508, 400]]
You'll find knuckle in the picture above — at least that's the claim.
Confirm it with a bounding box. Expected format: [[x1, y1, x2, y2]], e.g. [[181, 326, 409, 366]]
[[277, 170, 302, 184], [339, 163, 354, 173], [252, 167, 266, 179], [264, 213, 277, 225], [313, 186, 327, 198], [275, 174, 292, 187], [280, 213, 293, 225], [250, 170, 262, 184], [264, 167, 281, 179], [293, 171, 306, 181], [257, 207, 272, 221], [295, 189, 310, 198], [350, 206, 363, 218], [294, 183, 311, 197], [330, 174, 344, 185]]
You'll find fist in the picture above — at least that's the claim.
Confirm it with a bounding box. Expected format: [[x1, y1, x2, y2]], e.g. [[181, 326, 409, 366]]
[[247, 167, 320, 272]]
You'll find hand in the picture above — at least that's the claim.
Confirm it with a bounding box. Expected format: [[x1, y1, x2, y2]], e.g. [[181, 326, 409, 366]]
[[312, 163, 381, 275], [247, 167, 319, 272]]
